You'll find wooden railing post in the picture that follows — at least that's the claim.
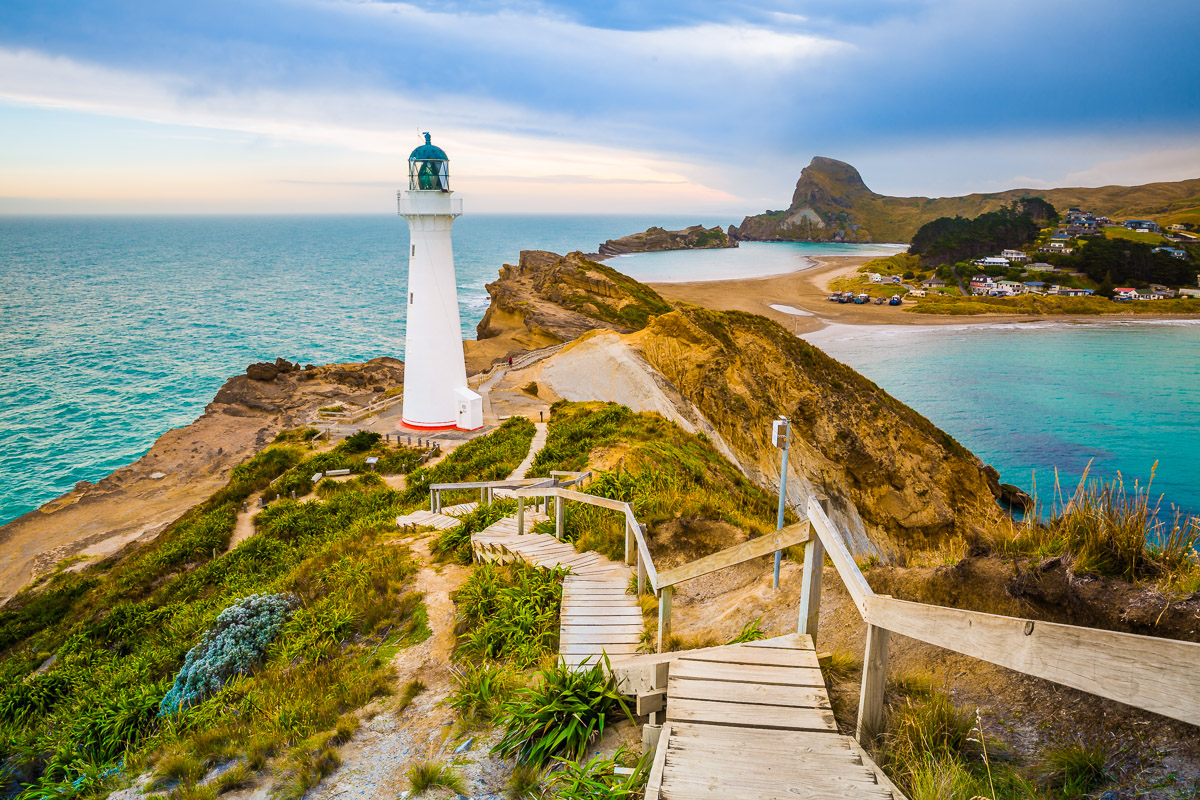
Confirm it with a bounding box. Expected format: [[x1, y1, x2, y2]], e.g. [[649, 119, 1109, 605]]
[[628, 515, 638, 566], [555, 495, 564, 539], [657, 587, 673, 653], [856, 624, 890, 744], [517, 497, 525, 535], [798, 496, 829, 642], [637, 550, 646, 595], [430, 488, 435, 513]]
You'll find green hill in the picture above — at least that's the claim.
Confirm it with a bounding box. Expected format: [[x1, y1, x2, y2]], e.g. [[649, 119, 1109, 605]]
[[732, 157, 1200, 243]]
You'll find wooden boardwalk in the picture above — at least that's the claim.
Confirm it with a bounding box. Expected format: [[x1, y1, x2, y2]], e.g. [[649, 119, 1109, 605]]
[[645, 635, 904, 800], [394, 509, 461, 530], [472, 517, 642, 668]]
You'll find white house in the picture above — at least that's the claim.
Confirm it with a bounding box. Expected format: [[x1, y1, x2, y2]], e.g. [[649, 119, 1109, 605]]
[[974, 256, 1010, 268], [867, 272, 883, 283], [1114, 287, 1139, 300], [1001, 249, 1030, 263]]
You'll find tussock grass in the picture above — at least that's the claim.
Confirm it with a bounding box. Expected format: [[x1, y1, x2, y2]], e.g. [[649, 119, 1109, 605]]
[[990, 465, 1200, 586], [405, 760, 466, 797], [1038, 741, 1109, 798], [504, 762, 545, 800], [394, 678, 425, 715], [447, 662, 519, 725]]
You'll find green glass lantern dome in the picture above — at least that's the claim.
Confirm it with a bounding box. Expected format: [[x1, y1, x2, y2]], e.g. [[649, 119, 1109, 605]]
[[409, 132, 450, 191]]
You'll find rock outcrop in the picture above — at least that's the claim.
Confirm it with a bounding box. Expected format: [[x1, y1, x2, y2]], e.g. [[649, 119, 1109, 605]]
[[468, 250, 673, 370], [732, 156, 1200, 243], [598, 225, 737, 258]]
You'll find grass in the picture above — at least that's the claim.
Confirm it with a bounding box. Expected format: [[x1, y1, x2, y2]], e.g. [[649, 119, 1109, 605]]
[[403, 416, 536, 507], [545, 746, 649, 799], [405, 759, 467, 797], [1039, 741, 1109, 797], [504, 763, 545, 800], [394, 678, 425, 715], [909, 293, 1200, 316], [528, 402, 778, 562], [447, 662, 520, 725], [1101, 225, 1168, 244]]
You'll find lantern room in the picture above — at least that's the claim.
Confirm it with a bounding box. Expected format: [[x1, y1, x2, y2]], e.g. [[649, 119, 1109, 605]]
[[408, 132, 450, 192]]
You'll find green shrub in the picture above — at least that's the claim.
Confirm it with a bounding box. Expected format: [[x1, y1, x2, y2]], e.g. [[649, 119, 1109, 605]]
[[1039, 741, 1108, 798], [340, 431, 382, 453], [160, 593, 297, 715], [493, 657, 631, 766], [728, 618, 767, 644], [453, 562, 563, 668]]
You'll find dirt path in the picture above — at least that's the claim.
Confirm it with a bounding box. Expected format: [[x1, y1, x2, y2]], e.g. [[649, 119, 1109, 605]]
[[307, 535, 513, 800]]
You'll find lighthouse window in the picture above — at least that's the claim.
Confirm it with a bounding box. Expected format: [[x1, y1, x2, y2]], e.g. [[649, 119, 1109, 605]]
[[409, 292, 414, 304], [411, 244, 415, 257]]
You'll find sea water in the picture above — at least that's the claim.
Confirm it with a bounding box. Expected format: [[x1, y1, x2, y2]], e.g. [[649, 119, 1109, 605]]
[[3, 216, 1196, 524], [803, 320, 1200, 516]]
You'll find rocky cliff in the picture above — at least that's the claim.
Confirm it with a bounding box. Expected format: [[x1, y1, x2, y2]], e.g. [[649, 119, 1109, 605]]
[[732, 156, 1200, 243], [597, 224, 737, 257]]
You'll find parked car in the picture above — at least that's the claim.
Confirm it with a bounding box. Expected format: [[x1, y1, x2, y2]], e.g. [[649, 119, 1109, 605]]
[[854, 293, 870, 304], [827, 292, 843, 302], [889, 295, 903, 306], [873, 296, 886, 305]]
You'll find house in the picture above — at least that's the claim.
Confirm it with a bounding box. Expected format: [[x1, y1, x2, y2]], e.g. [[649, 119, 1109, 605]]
[[1179, 288, 1200, 298], [922, 277, 947, 288], [1027, 262, 1057, 272], [1123, 219, 1160, 232], [1045, 242, 1073, 254], [974, 256, 1010, 268], [1169, 224, 1188, 232], [995, 280, 1026, 295], [1023, 281, 1046, 293], [1152, 247, 1187, 259], [1059, 287, 1092, 297], [908, 288, 927, 298], [1114, 287, 1139, 300], [1000, 249, 1030, 263]]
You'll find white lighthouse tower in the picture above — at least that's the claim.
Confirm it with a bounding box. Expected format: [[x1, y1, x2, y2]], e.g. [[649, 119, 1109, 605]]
[[398, 133, 482, 431]]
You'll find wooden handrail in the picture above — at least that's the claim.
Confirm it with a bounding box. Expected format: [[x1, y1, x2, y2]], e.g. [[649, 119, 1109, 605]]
[[657, 521, 811, 589], [864, 595, 1200, 728], [803, 496, 1200, 737]]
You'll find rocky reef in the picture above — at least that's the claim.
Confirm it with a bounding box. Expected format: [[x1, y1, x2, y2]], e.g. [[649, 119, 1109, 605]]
[[597, 224, 736, 257]]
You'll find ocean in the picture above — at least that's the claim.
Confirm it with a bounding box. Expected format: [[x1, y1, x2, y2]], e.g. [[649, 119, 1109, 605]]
[[2, 215, 1196, 525], [803, 320, 1200, 516]]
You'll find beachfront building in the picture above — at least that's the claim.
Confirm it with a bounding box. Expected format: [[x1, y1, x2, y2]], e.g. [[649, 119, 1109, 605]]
[[397, 133, 483, 431], [1000, 249, 1030, 263], [1114, 287, 1140, 301]]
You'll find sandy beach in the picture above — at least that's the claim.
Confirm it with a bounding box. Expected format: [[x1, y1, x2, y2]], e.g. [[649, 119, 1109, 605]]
[[649, 255, 1198, 335], [649, 255, 1039, 334]]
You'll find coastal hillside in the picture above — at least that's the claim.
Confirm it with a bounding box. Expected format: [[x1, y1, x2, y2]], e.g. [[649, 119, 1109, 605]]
[[732, 156, 1200, 243], [476, 252, 1002, 555]]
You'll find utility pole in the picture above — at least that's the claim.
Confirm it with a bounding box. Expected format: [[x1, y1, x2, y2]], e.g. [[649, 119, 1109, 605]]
[[772, 416, 791, 589]]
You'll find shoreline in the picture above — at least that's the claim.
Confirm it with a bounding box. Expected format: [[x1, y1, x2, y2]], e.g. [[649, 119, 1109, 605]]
[[650, 255, 1200, 336]]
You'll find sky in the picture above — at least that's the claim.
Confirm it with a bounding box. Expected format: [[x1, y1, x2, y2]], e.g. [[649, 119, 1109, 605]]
[[1, 0, 1198, 215]]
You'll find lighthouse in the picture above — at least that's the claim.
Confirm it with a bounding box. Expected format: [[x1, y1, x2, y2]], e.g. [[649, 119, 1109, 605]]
[[398, 133, 482, 431]]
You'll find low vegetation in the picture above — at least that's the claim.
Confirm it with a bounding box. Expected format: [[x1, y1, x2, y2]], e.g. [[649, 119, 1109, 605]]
[[990, 468, 1200, 589], [0, 420, 537, 800], [452, 561, 564, 668], [403, 416, 535, 506], [529, 402, 778, 561], [492, 657, 631, 767], [910, 292, 1200, 316]]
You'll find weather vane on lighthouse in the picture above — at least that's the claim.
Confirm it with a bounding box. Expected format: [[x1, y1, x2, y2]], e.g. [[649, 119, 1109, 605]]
[[397, 133, 482, 431]]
